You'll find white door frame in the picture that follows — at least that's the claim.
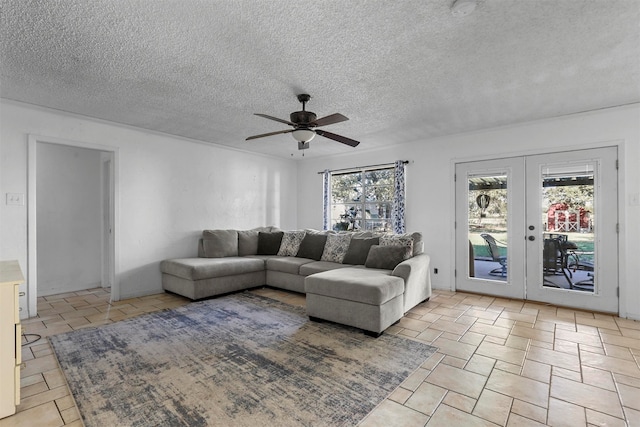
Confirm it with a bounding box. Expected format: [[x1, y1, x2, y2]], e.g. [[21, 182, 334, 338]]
[[452, 142, 622, 314], [101, 154, 114, 289], [524, 148, 619, 312], [454, 157, 527, 299], [27, 135, 120, 318]]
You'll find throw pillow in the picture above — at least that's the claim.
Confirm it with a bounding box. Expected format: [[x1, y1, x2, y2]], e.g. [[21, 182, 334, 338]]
[[202, 229, 238, 258], [320, 233, 353, 263], [277, 231, 307, 256], [257, 231, 284, 255], [237, 227, 273, 256], [296, 233, 328, 261], [342, 237, 380, 265], [365, 245, 408, 270], [409, 232, 424, 255], [350, 231, 374, 239], [380, 234, 414, 257]]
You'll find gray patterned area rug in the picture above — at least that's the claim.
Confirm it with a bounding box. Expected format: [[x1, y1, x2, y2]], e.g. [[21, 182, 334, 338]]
[[50, 292, 437, 426]]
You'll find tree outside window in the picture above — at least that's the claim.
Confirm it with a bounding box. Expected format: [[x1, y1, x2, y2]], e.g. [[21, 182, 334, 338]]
[[330, 167, 394, 232]]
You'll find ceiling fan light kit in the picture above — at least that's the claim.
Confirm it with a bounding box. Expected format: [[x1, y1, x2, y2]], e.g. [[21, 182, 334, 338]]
[[292, 128, 316, 143], [247, 94, 360, 150]]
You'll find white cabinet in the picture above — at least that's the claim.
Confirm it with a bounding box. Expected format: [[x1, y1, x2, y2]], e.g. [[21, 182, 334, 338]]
[[0, 260, 23, 418]]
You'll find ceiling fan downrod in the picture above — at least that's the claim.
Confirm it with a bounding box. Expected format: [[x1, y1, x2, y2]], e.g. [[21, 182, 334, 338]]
[[297, 94, 311, 111]]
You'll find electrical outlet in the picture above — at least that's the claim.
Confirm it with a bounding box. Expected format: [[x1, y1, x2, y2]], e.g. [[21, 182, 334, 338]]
[[6, 193, 25, 206]]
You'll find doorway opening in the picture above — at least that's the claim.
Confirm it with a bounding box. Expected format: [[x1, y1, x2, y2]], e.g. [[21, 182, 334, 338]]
[[27, 135, 118, 318]]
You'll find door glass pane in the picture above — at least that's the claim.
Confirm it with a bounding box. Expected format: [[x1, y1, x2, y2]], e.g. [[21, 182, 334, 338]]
[[468, 174, 508, 282], [541, 163, 594, 292]]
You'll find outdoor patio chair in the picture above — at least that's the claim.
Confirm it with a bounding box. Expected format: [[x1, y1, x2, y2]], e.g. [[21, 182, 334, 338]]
[[480, 233, 507, 277], [543, 236, 582, 289]]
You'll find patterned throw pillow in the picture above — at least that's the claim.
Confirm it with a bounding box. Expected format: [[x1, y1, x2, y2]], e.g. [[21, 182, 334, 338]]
[[277, 231, 307, 256], [380, 234, 414, 260], [320, 234, 353, 263]]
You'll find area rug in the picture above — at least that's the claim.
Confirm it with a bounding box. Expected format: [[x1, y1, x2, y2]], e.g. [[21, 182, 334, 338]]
[[50, 292, 437, 426]]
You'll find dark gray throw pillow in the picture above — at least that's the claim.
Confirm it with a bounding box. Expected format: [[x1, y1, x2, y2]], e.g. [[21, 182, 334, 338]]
[[342, 237, 380, 265], [365, 245, 408, 270], [257, 231, 284, 255], [296, 233, 328, 261]]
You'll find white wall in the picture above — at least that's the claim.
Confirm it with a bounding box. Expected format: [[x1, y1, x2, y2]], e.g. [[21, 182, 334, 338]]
[[2, 100, 638, 319], [0, 101, 298, 316], [36, 142, 103, 296], [296, 105, 640, 320]]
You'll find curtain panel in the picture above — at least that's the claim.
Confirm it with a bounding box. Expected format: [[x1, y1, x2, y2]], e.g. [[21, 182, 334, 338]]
[[322, 169, 331, 230], [392, 160, 406, 234]]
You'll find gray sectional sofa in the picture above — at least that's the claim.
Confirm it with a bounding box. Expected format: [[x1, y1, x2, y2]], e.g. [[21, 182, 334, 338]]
[[160, 227, 431, 336]]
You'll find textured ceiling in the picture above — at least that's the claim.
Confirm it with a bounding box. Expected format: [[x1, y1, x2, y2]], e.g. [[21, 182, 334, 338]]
[[1, 0, 639, 159]]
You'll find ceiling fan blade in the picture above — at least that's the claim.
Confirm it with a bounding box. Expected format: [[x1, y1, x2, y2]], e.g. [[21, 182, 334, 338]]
[[315, 129, 360, 147], [254, 113, 296, 126], [312, 113, 349, 127], [246, 129, 294, 141]]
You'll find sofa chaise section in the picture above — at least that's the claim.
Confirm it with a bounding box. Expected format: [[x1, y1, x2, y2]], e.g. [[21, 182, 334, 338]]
[[305, 267, 405, 337], [160, 257, 265, 300]]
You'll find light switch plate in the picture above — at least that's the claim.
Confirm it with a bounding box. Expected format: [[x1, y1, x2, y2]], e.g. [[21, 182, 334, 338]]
[[6, 193, 25, 206]]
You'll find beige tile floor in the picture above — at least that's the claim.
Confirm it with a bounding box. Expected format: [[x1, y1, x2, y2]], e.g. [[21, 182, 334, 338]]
[[2, 287, 639, 426]]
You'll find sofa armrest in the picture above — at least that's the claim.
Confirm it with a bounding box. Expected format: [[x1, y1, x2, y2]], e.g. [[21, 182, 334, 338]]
[[392, 253, 431, 312]]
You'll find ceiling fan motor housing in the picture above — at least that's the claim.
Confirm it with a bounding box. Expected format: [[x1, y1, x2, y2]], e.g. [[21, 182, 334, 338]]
[[290, 111, 317, 125]]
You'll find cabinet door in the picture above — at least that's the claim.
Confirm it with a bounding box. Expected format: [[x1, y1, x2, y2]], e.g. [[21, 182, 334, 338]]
[[13, 284, 20, 323]]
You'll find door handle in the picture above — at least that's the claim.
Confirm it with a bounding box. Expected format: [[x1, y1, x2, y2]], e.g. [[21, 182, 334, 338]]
[[528, 236, 535, 241]]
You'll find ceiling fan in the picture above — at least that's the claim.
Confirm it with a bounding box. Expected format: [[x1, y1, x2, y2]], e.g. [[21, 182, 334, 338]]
[[246, 94, 360, 150]]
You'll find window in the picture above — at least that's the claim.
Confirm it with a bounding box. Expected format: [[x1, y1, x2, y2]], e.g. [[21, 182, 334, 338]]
[[330, 167, 395, 232]]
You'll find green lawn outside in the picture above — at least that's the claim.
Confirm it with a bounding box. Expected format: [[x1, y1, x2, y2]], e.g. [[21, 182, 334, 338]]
[[469, 231, 594, 262]]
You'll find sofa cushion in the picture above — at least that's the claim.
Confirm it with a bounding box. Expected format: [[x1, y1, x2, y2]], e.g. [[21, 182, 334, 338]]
[[161, 257, 264, 280], [257, 231, 284, 255], [320, 233, 352, 263], [266, 257, 315, 275], [342, 237, 380, 265], [296, 233, 328, 261], [305, 267, 404, 305], [277, 231, 307, 256], [238, 227, 272, 256], [380, 234, 413, 254], [299, 261, 352, 276], [202, 229, 238, 258], [365, 245, 410, 270]]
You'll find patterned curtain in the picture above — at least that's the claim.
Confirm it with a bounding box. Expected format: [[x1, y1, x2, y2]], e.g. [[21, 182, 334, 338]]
[[322, 169, 331, 230], [392, 160, 406, 234]]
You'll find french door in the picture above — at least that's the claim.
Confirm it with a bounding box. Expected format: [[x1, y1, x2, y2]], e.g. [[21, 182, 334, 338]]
[[455, 147, 618, 313]]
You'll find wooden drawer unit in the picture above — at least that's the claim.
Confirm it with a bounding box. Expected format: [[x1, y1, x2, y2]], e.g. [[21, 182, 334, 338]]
[[0, 260, 23, 418]]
